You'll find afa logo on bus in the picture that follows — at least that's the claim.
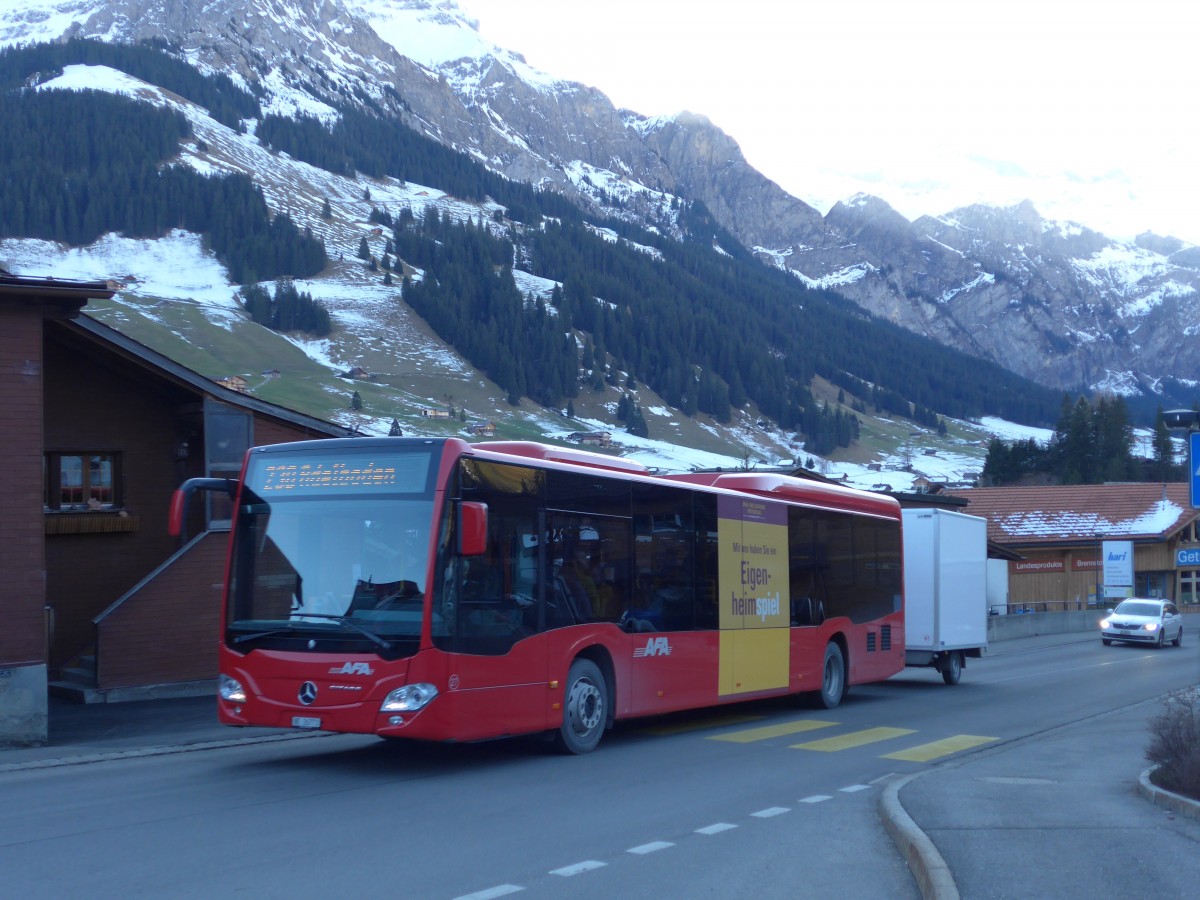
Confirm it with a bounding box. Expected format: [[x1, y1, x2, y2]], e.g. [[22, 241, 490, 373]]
[[633, 637, 672, 658], [328, 662, 375, 675]]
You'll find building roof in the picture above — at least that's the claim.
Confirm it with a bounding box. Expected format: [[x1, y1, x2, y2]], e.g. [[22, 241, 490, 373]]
[[945, 484, 1199, 547], [0, 269, 114, 317], [67, 314, 351, 438]]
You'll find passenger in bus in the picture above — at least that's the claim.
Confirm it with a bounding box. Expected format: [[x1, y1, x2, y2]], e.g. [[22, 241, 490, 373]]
[[563, 537, 619, 620]]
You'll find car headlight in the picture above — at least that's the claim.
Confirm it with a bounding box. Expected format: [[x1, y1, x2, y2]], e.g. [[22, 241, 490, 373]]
[[219, 673, 247, 704], [380, 683, 438, 712], [1100, 619, 1112, 629], [1144, 623, 1160, 632]]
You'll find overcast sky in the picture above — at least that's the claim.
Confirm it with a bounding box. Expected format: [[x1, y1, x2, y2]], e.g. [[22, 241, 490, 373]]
[[460, 0, 1196, 244]]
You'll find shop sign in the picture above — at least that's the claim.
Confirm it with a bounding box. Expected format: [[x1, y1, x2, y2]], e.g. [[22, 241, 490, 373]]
[[1176, 547, 1200, 567], [1012, 559, 1064, 573]]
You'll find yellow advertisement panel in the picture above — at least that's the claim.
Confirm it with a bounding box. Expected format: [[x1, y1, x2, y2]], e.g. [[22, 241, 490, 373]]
[[717, 495, 789, 696]]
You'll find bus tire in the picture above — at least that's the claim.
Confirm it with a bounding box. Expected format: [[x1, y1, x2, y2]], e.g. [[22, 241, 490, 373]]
[[813, 641, 846, 709], [941, 651, 963, 685], [554, 658, 607, 754]]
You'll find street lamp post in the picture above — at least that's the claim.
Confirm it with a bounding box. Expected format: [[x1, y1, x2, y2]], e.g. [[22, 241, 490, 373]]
[[1163, 410, 1200, 509]]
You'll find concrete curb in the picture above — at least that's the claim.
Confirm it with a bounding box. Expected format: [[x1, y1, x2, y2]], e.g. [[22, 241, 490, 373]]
[[879, 771, 959, 900], [1138, 765, 1200, 820], [0, 730, 333, 774]]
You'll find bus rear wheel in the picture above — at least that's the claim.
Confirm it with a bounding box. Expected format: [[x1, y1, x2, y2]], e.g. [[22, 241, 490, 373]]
[[813, 642, 846, 709], [554, 658, 607, 754]]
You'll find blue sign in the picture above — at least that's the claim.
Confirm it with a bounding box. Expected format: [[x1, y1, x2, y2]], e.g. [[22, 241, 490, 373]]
[[1192, 432, 1200, 509], [1177, 548, 1200, 567]]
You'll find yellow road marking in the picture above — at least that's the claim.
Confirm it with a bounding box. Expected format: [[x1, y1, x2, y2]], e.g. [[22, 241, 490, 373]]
[[792, 726, 915, 751], [641, 714, 767, 736], [708, 719, 839, 743], [882, 735, 998, 762]]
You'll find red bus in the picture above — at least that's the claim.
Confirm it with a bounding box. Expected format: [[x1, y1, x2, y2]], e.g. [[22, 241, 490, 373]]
[[173, 437, 904, 753]]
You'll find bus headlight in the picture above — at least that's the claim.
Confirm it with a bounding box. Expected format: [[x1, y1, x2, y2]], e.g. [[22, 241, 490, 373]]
[[219, 674, 247, 704], [381, 683, 438, 712]]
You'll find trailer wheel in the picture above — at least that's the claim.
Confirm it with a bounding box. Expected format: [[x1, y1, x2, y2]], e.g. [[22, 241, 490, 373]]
[[553, 658, 607, 754], [941, 651, 963, 685], [813, 642, 846, 709]]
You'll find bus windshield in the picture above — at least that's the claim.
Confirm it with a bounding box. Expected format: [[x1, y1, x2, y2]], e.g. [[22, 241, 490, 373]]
[[225, 447, 438, 653]]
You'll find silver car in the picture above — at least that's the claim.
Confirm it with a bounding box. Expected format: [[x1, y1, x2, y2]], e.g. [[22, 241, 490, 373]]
[[1100, 599, 1184, 647]]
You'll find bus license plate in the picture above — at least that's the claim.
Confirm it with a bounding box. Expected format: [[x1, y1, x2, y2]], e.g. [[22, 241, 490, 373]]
[[291, 716, 321, 729]]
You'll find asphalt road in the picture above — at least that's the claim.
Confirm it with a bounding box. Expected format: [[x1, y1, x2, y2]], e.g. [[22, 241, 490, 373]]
[[0, 627, 1195, 898]]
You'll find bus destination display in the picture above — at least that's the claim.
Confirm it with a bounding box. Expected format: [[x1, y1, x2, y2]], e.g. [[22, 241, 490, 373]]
[[251, 453, 430, 495]]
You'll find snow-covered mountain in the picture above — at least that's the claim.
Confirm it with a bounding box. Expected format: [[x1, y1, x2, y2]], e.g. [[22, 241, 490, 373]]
[[1, 0, 1196, 422]]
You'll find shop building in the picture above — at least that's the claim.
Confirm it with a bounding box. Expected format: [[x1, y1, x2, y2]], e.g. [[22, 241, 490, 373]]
[[947, 484, 1200, 612]]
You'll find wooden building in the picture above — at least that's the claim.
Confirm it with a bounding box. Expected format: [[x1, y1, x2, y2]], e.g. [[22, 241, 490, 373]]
[[1, 271, 348, 747], [567, 431, 613, 448], [948, 484, 1200, 611]]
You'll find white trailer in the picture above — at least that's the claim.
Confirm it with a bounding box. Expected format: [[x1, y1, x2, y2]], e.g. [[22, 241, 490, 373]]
[[902, 508, 988, 684]]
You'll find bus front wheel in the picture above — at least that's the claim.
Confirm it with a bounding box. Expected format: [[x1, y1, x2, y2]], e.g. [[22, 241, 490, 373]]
[[813, 642, 846, 709], [554, 658, 607, 754]]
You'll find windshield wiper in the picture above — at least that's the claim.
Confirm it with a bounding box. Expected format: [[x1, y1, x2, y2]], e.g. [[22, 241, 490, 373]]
[[291, 614, 393, 649], [232, 624, 298, 645]]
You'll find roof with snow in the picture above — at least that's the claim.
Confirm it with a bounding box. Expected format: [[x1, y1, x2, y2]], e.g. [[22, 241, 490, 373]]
[[946, 484, 1199, 546]]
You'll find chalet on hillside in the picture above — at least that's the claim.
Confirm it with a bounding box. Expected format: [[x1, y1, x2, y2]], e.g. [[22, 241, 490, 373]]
[[216, 374, 248, 392], [470, 422, 496, 437], [421, 408, 452, 419], [0, 270, 350, 747], [567, 431, 612, 447]]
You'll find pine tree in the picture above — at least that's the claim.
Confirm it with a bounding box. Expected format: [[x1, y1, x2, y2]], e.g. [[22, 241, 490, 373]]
[[626, 401, 649, 438], [351, 391, 363, 410], [388, 418, 402, 436], [1150, 407, 1177, 481]]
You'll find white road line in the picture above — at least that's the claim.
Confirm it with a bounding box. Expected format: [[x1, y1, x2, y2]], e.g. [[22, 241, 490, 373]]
[[453, 885, 524, 900], [549, 860, 606, 877], [751, 806, 790, 818], [981, 654, 1155, 684], [627, 841, 674, 855], [696, 822, 738, 835], [839, 784, 871, 793], [799, 794, 832, 804]]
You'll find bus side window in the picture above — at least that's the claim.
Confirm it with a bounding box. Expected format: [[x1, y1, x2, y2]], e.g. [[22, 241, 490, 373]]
[[632, 483, 705, 632], [693, 493, 719, 630]]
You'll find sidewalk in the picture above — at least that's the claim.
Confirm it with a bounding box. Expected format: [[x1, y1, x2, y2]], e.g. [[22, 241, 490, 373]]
[[883, 700, 1200, 899], [0, 695, 329, 772], [882, 630, 1200, 899]]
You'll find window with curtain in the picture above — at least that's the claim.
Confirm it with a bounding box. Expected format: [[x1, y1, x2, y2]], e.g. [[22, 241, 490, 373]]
[[44, 452, 120, 510]]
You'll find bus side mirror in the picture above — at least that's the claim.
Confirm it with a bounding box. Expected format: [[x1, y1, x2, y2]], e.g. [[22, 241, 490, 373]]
[[169, 477, 236, 539], [458, 501, 488, 556]]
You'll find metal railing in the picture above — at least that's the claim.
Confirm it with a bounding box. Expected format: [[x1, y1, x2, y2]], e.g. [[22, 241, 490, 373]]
[[993, 600, 1200, 615]]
